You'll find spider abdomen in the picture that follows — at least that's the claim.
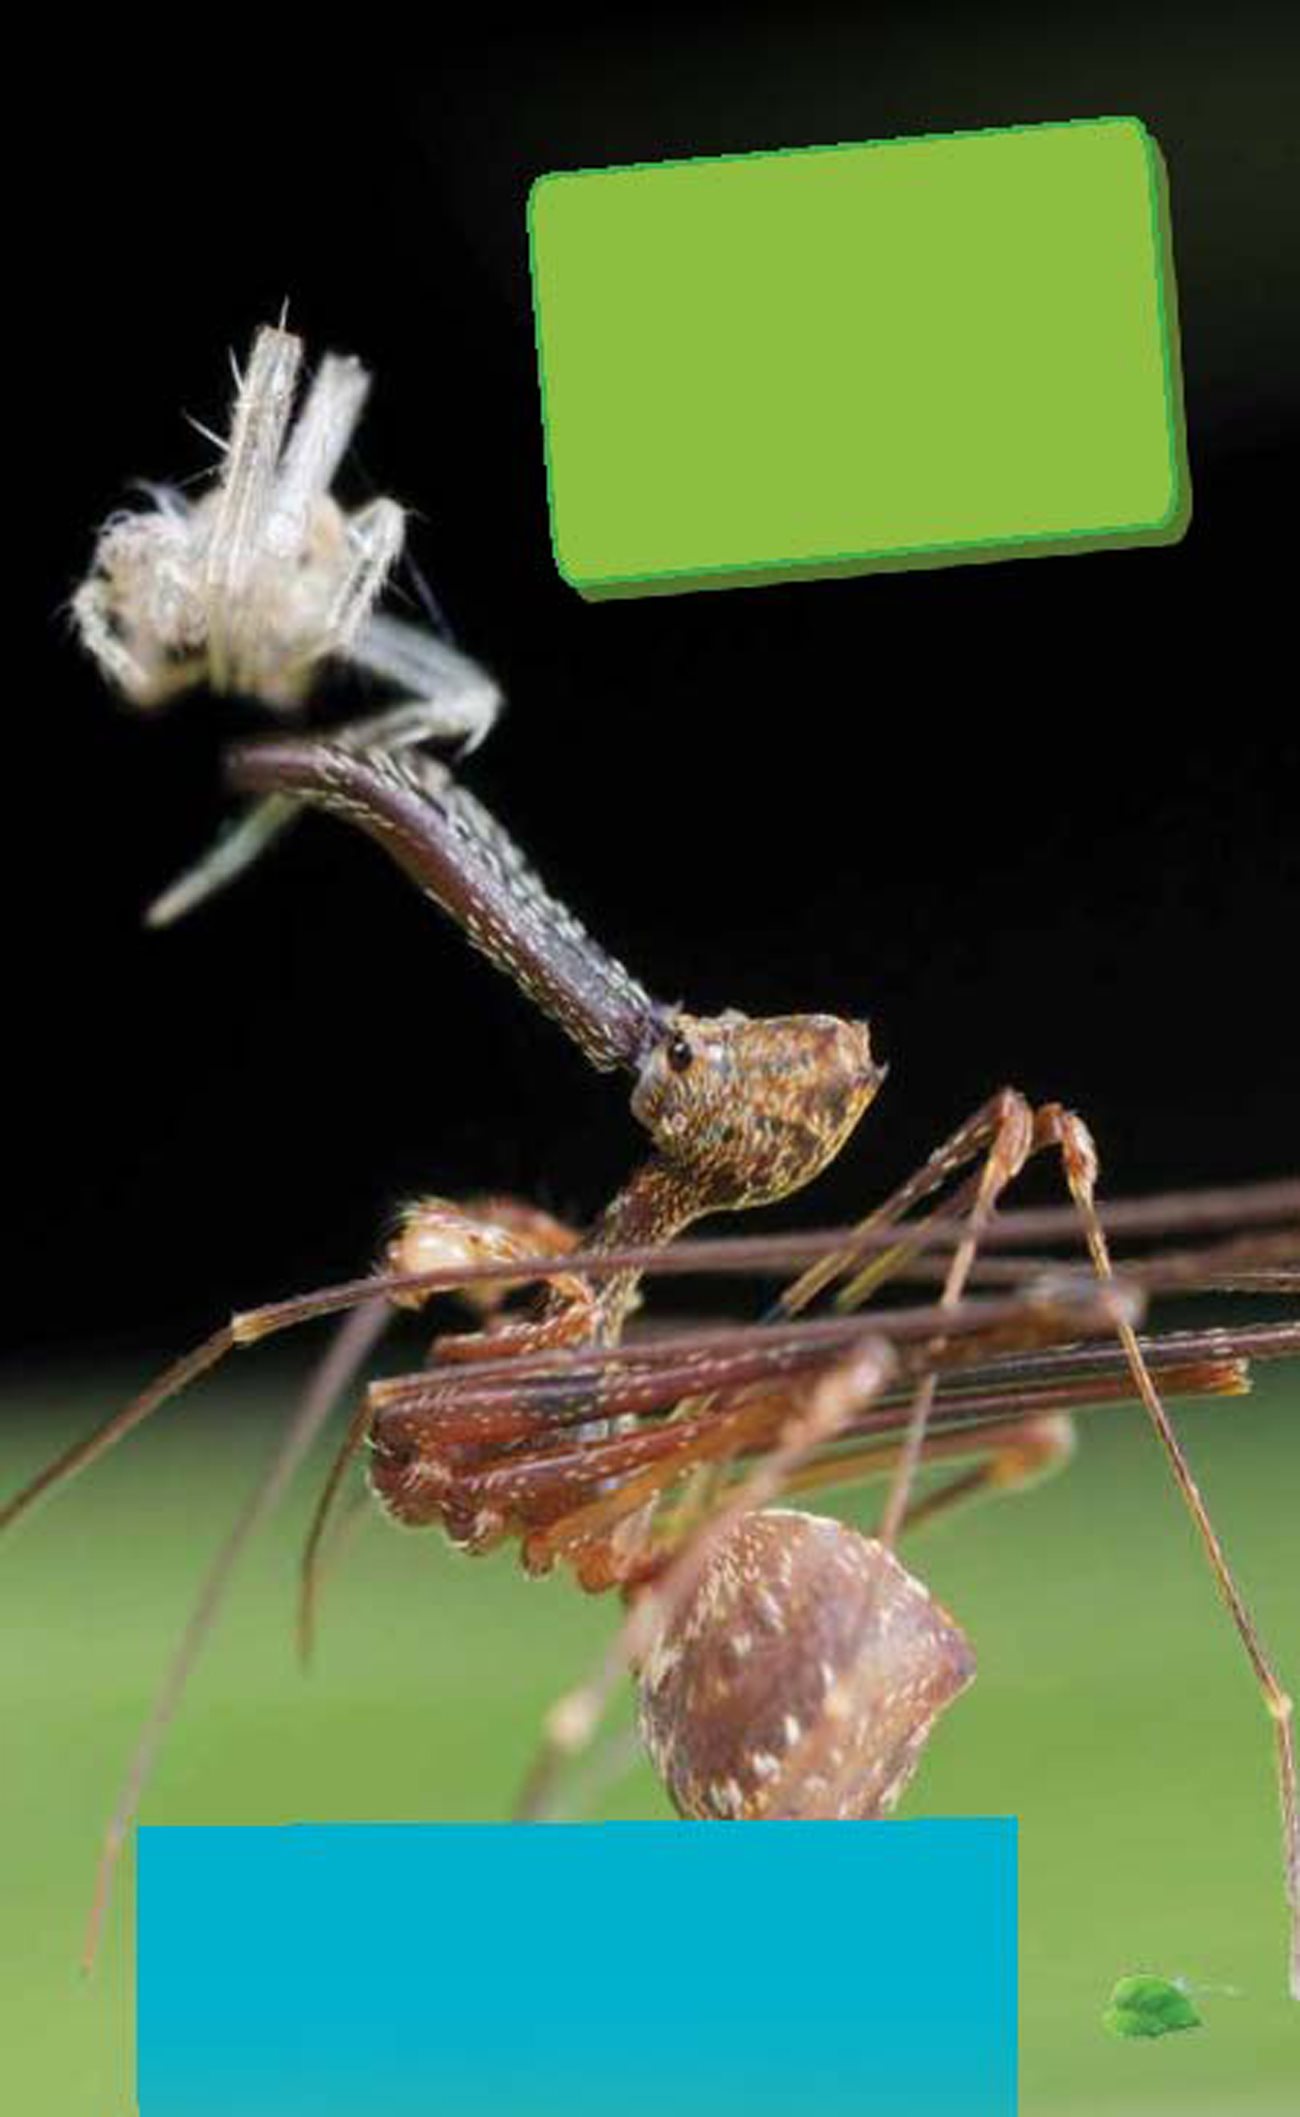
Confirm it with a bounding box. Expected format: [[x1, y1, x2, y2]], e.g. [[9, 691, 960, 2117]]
[[636, 1508, 975, 1821]]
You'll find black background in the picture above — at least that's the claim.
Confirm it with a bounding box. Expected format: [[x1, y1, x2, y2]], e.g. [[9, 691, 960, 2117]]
[[10, 12, 1297, 1358]]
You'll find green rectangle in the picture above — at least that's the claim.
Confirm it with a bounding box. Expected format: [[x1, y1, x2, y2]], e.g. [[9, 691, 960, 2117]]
[[528, 119, 1188, 598]]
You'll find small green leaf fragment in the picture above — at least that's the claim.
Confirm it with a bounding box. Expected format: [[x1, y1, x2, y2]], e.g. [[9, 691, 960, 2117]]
[[1103, 1973, 1203, 2038]]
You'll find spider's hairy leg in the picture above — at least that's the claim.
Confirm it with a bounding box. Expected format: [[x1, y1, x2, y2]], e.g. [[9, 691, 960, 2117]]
[[226, 737, 667, 1076], [726, 1324, 1260, 1530], [631, 1278, 1168, 1831], [77, 1295, 392, 1973], [875, 1090, 1037, 1546], [788, 1408, 1079, 1528], [7, 1194, 584, 1964], [775, 1090, 1037, 1318], [1038, 1104, 1300, 2003], [838, 1088, 1299, 1998], [0, 1243, 515, 1542], [363, 1280, 1136, 1549]]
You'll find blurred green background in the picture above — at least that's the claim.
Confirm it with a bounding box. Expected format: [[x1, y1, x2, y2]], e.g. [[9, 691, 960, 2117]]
[[3, 1346, 1296, 2113]]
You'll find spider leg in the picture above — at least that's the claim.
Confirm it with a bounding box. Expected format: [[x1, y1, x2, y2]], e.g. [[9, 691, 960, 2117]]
[[782, 1409, 1077, 1527], [512, 1334, 899, 1821], [513, 1133, 1298, 1835], [78, 1293, 391, 1971], [509, 1327, 1254, 1822], [692, 1301, 1243, 1828], [820, 1089, 1298, 1994], [507, 1272, 1136, 1819], [40, 1190, 588, 1959], [0, 1256, 508, 1539], [1036, 1104, 1299, 2001], [875, 1091, 1036, 1545], [777, 1088, 1037, 1318], [22, 1194, 583, 1961]]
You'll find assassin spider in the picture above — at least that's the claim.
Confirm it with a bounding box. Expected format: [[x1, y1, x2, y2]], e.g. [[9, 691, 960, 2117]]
[[14, 327, 1295, 1989]]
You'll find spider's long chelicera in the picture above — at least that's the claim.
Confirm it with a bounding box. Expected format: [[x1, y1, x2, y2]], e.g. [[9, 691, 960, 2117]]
[[19, 329, 1298, 1991], [73, 324, 501, 926]]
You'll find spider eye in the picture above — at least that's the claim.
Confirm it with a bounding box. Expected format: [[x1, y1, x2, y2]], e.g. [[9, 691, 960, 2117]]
[[666, 1032, 694, 1074]]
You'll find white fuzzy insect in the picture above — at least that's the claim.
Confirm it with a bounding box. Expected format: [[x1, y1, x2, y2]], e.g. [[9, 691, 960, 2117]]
[[74, 322, 502, 926]]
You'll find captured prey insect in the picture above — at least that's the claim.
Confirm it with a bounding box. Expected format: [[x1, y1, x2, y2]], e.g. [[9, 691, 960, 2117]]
[[73, 322, 501, 927], [5, 732, 1298, 1990]]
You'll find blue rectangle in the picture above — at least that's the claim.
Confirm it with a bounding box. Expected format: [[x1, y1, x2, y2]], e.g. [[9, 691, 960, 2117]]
[[139, 1820, 1016, 2116]]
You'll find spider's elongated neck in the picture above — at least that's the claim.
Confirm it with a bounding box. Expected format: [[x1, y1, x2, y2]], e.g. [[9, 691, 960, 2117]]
[[576, 1155, 720, 1344], [574, 1010, 889, 1343]]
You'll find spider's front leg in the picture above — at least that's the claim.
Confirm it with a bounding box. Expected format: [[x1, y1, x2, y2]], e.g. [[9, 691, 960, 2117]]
[[804, 1087, 1299, 1991]]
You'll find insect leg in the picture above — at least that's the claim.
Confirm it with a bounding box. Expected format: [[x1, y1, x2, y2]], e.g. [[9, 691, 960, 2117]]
[[144, 795, 302, 928], [145, 647, 504, 928], [204, 326, 303, 690], [320, 495, 406, 659], [346, 611, 503, 755], [267, 348, 371, 549]]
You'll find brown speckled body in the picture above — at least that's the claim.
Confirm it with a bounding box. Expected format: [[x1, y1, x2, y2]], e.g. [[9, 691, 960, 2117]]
[[636, 1509, 976, 1820]]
